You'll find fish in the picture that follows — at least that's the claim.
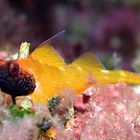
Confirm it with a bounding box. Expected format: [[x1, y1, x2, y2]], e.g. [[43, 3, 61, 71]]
[[0, 42, 140, 104], [16, 43, 140, 103]]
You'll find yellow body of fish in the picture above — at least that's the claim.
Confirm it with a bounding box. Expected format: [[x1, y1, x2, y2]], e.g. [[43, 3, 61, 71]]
[[16, 44, 140, 104]]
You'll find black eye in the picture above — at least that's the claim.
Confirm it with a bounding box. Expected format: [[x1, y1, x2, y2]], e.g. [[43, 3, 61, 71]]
[[8, 62, 19, 76]]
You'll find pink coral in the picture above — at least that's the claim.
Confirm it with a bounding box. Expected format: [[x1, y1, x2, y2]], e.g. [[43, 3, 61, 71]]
[[0, 117, 38, 140], [0, 83, 140, 140], [56, 83, 140, 139]]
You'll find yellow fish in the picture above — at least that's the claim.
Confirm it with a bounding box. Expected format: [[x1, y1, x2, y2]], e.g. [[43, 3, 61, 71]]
[[16, 43, 140, 104], [0, 43, 140, 104]]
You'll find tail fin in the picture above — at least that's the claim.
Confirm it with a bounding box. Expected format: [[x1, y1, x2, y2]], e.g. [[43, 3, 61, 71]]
[[105, 70, 140, 84]]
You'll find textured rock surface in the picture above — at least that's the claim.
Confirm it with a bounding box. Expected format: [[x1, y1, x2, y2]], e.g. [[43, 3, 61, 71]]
[[0, 83, 140, 140]]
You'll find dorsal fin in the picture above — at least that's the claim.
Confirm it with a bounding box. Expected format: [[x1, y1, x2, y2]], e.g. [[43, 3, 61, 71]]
[[70, 52, 105, 70], [39, 30, 65, 46], [29, 43, 65, 67]]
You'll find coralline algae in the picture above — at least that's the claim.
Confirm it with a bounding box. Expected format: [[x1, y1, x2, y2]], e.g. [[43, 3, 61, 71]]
[[0, 83, 140, 140]]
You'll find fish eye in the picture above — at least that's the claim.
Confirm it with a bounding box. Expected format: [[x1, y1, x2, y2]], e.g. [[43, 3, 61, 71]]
[[8, 62, 19, 76]]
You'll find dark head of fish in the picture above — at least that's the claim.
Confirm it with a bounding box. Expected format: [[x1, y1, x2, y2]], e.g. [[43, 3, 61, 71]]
[[0, 60, 36, 102]]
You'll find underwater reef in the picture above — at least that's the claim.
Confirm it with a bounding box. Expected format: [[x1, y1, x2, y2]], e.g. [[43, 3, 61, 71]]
[[1, 1, 140, 139], [0, 83, 140, 140]]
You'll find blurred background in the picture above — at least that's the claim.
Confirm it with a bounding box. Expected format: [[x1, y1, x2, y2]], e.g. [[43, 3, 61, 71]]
[[1, 0, 140, 70]]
